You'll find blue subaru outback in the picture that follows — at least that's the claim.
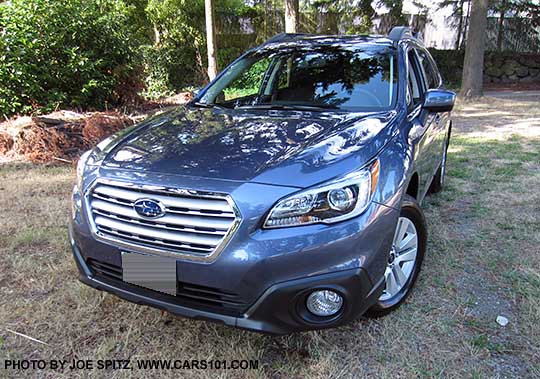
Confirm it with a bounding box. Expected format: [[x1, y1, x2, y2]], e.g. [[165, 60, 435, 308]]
[[69, 26, 456, 334]]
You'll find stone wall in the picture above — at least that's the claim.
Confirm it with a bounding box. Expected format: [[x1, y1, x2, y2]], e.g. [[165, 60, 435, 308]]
[[428, 49, 540, 86], [484, 53, 540, 84]]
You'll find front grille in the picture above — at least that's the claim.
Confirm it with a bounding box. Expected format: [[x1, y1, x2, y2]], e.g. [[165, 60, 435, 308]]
[[87, 259, 247, 315], [87, 181, 239, 260]]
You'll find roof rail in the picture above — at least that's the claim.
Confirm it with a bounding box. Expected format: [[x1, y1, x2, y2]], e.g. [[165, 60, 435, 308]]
[[264, 33, 308, 44], [413, 31, 423, 42], [388, 26, 413, 43]]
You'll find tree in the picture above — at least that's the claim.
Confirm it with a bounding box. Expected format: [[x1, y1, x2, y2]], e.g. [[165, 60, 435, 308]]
[[379, 0, 407, 28], [490, 0, 540, 51], [306, 0, 374, 34], [495, 0, 509, 50], [460, 0, 488, 99], [438, 0, 468, 50], [205, 0, 218, 80], [285, 0, 299, 33]]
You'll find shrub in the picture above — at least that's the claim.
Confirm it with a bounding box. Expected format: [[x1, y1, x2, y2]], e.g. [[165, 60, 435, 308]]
[[428, 49, 465, 87], [141, 0, 207, 98], [141, 0, 248, 98], [141, 44, 205, 99], [0, 0, 143, 116]]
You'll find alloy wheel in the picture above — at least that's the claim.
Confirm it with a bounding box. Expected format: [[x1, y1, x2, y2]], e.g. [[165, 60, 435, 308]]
[[379, 216, 418, 301]]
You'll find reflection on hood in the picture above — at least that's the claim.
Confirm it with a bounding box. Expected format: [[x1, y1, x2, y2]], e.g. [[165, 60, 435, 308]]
[[101, 106, 398, 187]]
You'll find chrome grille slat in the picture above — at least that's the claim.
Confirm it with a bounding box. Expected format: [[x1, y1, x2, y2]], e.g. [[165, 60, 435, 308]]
[[91, 199, 232, 231], [163, 207, 236, 218], [92, 193, 134, 206], [95, 216, 222, 246], [94, 185, 232, 213], [93, 210, 228, 236], [96, 227, 214, 253], [87, 180, 240, 260], [91, 193, 236, 218]]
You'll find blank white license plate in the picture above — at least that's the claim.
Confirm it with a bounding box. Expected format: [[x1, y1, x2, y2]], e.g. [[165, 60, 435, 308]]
[[121, 252, 177, 295]]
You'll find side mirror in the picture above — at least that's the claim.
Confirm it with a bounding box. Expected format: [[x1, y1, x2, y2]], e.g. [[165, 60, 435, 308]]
[[423, 89, 456, 113]]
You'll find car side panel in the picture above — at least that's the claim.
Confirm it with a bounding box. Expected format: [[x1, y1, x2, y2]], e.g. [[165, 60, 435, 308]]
[[404, 46, 447, 202]]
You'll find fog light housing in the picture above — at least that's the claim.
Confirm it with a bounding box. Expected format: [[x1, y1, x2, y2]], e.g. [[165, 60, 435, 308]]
[[306, 290, 343, 317]]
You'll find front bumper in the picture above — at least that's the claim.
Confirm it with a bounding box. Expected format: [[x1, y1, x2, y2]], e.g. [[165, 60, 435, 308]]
[[70, 171, 398, 334], [70, 230, 384, 334]]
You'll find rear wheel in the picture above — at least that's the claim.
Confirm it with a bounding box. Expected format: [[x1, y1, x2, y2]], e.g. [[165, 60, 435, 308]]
[[366, 195, 427, 317], [429, 136, 449, 194]]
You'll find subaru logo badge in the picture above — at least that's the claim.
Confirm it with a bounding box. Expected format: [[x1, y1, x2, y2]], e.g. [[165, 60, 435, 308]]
[[133, 199, 165, 218]]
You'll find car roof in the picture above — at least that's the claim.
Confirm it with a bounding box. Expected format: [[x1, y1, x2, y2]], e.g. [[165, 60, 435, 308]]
[[262, 34, 395, 49], [260, 27, 425, 50]]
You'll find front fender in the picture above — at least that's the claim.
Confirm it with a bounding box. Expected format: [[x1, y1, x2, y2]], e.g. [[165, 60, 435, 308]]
[[372, 126, 416, 210]]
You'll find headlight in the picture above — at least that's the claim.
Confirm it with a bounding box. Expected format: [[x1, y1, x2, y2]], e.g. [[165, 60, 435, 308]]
[[76, 150, 92, 194], [264, 160, 380, 228]]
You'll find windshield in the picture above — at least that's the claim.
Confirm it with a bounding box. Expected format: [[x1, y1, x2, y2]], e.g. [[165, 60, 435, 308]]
[[199, 44, 398, 111]]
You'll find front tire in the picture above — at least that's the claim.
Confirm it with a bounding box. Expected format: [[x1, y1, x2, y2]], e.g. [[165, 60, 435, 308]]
[[366, 195, 427, 317]]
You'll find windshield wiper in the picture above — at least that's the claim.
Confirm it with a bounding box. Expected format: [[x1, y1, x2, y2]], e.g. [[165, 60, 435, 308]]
[[237, 103, 339, 112], [191, 102, 234, 110], [191, 102, 214, 108]]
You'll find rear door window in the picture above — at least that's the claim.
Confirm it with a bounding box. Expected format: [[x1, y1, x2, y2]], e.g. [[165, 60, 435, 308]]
[[416, 49, 440, 89]]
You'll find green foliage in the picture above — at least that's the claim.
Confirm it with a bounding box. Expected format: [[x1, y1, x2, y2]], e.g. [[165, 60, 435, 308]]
[[306, 0, 374, 34], [11, 0, 537, 113], [0, 0, 143, 116], [140, 0, 246, 99], [141, 44, 203, 99], [139, 0, 207, 98], [223, 58, 270, 100], [428, 49, 465, 86]]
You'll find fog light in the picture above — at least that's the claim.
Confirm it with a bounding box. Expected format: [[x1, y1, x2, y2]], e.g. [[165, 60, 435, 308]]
[[306, 290, 343, 317]]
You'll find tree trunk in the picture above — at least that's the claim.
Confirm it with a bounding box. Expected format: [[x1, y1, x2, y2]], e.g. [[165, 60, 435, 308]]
[[497, 0, 507, 51], [460, 0, 488, 99], [153, 25, 160, 45], [461, 0, 472, 50], [205, 0, 218, 81], [455, 0, 464, 50], [285, 0, 299, 33]]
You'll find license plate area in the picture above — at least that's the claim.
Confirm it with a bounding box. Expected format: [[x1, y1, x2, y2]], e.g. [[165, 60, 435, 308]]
[[121, 252, 177, 295]]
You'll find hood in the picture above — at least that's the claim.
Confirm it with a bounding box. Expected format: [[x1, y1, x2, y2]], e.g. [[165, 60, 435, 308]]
[[99, 106, 398, 188]]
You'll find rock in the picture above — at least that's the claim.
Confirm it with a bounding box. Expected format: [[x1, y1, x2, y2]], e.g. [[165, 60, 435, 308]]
[[508, 74, 519, 81], [518, 55, 529, 65], [490, 54, 504, 68], [503, 64, 516, 76], [518, 75, 539, 83], [496, 315, 509, 327], [516, 66, 529, 78], [486, 66, 503, 77], [530, 58, 540, 69], [524, 58, 540, 68]]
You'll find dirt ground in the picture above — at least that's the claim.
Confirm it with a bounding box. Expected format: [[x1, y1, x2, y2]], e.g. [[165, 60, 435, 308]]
[[0, 93, 539, 378]]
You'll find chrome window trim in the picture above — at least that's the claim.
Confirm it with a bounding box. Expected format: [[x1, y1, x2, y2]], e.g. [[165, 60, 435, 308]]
[[83, 178, 242, 263]]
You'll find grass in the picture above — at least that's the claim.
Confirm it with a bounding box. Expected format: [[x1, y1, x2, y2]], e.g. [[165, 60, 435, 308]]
[[0, 93, 539, 378]]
